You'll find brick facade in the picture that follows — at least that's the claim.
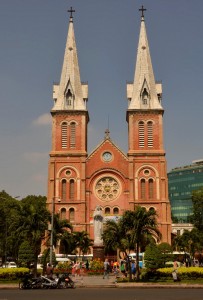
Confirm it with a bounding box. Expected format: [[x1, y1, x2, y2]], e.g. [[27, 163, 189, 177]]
[[47, 11, 172, 248]]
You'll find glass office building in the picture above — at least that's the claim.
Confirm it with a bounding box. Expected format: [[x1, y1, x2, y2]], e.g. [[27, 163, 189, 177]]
[[168, 160, 203, 223]]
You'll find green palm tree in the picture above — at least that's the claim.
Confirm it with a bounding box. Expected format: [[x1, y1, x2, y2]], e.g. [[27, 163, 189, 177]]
[[122, 207, 161, 280], [103, 206, 161, 281], [11, 196, 50, 275], [103, 219, 132, 257], [73, 231, 93, 257], [50, 213, 73, 249]]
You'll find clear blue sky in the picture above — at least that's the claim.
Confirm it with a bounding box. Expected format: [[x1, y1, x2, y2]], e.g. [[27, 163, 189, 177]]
[[0, 0, 203, 198]]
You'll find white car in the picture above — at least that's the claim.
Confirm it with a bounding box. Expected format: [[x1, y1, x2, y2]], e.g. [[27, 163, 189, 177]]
[[7, 262, 17, 268]]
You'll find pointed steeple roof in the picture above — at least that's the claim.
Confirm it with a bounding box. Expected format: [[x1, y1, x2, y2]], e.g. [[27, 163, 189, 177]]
[[127, 9, 163, 110], [52, 9, 88, 111]]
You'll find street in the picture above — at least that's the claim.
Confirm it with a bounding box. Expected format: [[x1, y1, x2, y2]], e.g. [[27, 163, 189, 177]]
[[0, 288, 203, 300]]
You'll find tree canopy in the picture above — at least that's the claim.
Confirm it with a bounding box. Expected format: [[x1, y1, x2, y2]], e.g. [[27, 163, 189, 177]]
[[103, 206, 161, 280]]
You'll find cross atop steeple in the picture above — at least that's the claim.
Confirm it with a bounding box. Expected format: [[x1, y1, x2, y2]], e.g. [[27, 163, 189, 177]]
[[68, 6, 75, 21], [139, 5, 146, 19]]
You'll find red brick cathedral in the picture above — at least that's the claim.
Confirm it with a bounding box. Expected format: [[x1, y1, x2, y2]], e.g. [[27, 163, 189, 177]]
[[47, 8, 172, 246]]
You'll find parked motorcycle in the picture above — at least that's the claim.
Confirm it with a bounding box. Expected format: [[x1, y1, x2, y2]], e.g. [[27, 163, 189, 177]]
[[57, 273, 75, 289], [40, 275, 58, 289], [19, 273, 45, 289], [19, 272, 75, 289]]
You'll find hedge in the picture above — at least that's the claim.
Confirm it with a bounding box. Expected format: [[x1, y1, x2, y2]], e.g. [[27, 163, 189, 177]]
[[0, 268, 29, 281], [141, 267, 203, 281]]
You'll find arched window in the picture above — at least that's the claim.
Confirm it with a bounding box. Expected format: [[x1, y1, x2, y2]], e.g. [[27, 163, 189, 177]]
[[62, 179, 66, 200], [141, 179, 146, 199], [113, 207, 119, 215], [69, 179, 75, 200], [138, 121, 145, 148], [147, 121, 153, 148], [105, 207, 110, 215], [142, 88, 149, 105], [149, 179, 154, 199], [66, 89, 72, 107], [61, 208, 66, 220], [149, 207, 155, 213], [61, 122, 67, 148], [69, 208, 75, 222], [70, 122, 76, 148]]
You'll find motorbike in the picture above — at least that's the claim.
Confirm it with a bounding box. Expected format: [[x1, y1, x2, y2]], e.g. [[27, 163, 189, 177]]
[[19, 273, 76, 289], [56, 273, 75, 289], [19, 273, 45, 289], [40, 275, 58, 289]]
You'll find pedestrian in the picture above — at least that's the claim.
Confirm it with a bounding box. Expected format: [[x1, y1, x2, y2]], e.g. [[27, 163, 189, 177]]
[[120, 260, 126, 279], [173, 260, 178, 270], [103, 258, 110, 279], [85, 260, 89, 270], [46, 263, 53, 280], [131, 260, 136, 280], [75, 261, 81, 276], [72, 261, 76, 277]]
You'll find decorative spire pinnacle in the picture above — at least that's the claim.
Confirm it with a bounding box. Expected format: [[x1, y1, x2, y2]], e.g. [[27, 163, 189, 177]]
[[52, 7, 88, 111], [68, 6, 75, 22], [139, 5, 146, 19], [127, 7, 163, 110]]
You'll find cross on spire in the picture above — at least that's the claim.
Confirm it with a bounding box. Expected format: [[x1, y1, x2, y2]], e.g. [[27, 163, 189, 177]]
[[68, 6, 75, 20], [139, 5, 146, 18]]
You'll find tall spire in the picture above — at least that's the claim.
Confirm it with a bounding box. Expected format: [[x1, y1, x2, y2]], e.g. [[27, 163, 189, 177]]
[[52, 7, 88, 111], [127, 6, 162, 110]]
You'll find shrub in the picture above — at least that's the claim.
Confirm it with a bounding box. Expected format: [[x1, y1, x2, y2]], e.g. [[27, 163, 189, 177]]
[[0, 268, 29, 281], [141, 267, 203, 281], [88, 259, 103, 274], [18, 241, 35, 267], [144, 243, 164, 269], [54, 261, 72, 274]]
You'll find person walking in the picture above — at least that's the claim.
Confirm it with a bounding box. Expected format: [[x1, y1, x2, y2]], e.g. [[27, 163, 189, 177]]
[[46, 263, 54, 280], [120, 260, 126, 279], [103, 258, 110, 279], [131, 260, 136, 280]]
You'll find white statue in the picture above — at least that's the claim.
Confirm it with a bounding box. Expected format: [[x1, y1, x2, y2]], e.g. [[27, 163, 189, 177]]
[[93, 205, 103, 246]]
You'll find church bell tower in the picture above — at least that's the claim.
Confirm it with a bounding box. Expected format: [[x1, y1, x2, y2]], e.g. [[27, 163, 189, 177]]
[[47, 8, 89, 235], [126, 7, 171, 243]]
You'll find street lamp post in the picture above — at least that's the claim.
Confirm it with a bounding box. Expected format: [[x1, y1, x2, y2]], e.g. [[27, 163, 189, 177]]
[[49, 197, 60, 265], [50, 197, 54, 265]]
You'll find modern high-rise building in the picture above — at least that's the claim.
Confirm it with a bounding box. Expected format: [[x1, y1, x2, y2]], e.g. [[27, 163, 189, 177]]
[[47, 7, 172, 249], [168, 160, 203, 224]]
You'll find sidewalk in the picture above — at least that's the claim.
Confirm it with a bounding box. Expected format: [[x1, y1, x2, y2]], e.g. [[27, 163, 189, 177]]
[[74, 275, 203, 288], [1, 275, 203, 289], [74, 274, 116, 288]]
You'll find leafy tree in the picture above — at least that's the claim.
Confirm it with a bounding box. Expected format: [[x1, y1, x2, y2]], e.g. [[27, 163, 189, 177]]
[[103, 219, 131, 257], [11, 195, 50, 275], [191, 188, 203, 231], [0, 191, 21, 263], [144, 243, 163, 269], [158, 242, 173, 267], [46, 213, 73, 261], [18, 241, 35, 267], [121, 207, 161, 280], [73, 231, 93, 256], [59, 230, 76, 255], [173, 228, 203, 260], [103, 206, 161, 281]]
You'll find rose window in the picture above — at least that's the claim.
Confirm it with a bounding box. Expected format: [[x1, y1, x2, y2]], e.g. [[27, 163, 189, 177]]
[[95, 177, 120, 201]]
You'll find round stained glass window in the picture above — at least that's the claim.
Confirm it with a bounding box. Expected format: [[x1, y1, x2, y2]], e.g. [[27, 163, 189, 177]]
[[95, 177, 120, 201]]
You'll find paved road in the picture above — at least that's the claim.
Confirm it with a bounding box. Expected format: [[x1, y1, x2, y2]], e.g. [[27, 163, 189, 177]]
[[1, 288, 203, 300]]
